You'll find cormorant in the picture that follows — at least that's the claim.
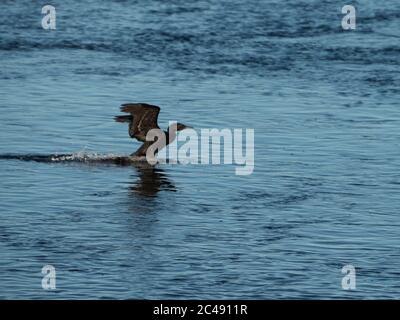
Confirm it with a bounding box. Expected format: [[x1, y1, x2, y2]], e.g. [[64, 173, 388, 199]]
[[114, 103, 191, 157]]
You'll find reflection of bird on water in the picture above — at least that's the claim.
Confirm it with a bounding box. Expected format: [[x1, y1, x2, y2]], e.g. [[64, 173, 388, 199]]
[[0, 154, 176, 197], [114, 103, 192, 157], [129, 161, 176, 197]]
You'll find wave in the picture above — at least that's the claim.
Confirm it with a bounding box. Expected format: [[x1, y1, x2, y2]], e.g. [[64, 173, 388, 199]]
[[0, 152, 150, 165]]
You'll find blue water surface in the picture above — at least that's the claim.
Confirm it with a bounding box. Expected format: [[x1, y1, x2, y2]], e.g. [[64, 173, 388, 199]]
[[0, 0, 399, 299]]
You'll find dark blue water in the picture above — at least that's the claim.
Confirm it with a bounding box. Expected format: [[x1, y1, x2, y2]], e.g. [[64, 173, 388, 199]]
[[0, 0, 400, 299]]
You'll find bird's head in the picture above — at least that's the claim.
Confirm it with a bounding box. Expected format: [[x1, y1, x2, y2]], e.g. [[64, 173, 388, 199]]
[[176, 123, 193, 131]]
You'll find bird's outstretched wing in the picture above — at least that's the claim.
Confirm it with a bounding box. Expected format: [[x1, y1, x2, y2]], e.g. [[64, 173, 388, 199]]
[[114, 103, 161, 141]]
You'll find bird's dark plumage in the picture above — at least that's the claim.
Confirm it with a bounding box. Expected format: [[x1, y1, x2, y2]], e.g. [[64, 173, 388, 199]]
[[114, 103, 160, 142], [114, 103, 191, 158]]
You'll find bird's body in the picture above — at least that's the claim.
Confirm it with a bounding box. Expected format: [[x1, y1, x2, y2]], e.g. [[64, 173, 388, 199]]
[[114, 103, 191, 157]]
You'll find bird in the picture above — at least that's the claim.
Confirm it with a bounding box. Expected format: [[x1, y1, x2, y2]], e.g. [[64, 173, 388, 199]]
[[114, 103, 192, 157]]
